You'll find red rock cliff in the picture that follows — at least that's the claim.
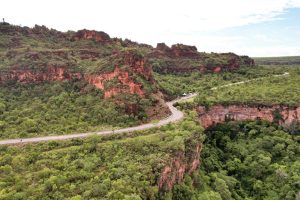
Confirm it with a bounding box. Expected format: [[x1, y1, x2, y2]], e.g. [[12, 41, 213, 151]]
[[88, 51, 153, 98], [121, 50, 153, 81], [0, 66, 82, 83], [85, 66, 145, 98], [158, 143, 202, 191], [150, 44, 255, 74], [0, 51, 153, 99], [72, 29, 111, 42], [197, 105, 300, 128], [154, 43, 199, 59]]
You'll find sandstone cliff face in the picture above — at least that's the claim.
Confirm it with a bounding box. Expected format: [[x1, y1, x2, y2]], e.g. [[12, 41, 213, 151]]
[[0, 66, 82, 83], [154, 43, 199, 59], [94, 51, 154, 98], [72, 29, 111, 42], [197, 105, 300, 128], [171, 44, 199, 58], [86, 66, 144, 98], [158, 144, 202, 191], [0, 66, 145, 99], [120, 51, 153, 81], [0, 51, 152, 99], [150, 43, 255, 74]]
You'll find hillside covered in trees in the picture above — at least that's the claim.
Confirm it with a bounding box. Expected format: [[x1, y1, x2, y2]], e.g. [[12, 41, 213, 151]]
[[0, 22, 254, 138], [0, 22, 299, 200]]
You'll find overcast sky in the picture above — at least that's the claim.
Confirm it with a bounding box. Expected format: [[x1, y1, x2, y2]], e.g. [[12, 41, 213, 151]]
[[1, 0, 300, 57]]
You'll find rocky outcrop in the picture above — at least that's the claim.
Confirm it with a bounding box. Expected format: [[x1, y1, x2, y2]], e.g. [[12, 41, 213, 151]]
[[221, 53, 241, 71], [197, 105, 300, 128], [0, 66, 146, 98], [72, 29, 111, 42], [86, 66, 144, 98], [156, 43, 171, 52], [0, 66, 82, 83], [0, 49, 155, 98], [0, 51, 152, 99], [240, 55, 255, 66], [1, 23, 255, 78], [158, 143, 202, 191], [154, 43, 199, 59], [149, 44, 255, 74], [120, 50, 153, 81], [88, 50, 154, 98], [171, 44, 199, 58]]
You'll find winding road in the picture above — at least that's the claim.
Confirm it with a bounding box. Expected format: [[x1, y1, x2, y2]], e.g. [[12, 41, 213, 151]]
[[0, 72, 289, 145]]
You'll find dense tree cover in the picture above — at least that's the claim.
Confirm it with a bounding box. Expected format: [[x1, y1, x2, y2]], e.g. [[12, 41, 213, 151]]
[[0, 80, 152, 139], [155, 66, 287, 99], [193, 67, 300, 107], [1, 23, 300, 200], [0, 113, 203, 200], [169, 120, 300, 200]]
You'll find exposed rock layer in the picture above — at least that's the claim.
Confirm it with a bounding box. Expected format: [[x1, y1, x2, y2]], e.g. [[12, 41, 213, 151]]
[[0, 51, 151, 99], [155, 43, 199, 58], [158, 143, 202, 191], [72, 29, 111, 42], [86, 67, 144, 98], [0, 66, 81, 82], [150, 43, 255, 74], [197, 105, 300, 128]]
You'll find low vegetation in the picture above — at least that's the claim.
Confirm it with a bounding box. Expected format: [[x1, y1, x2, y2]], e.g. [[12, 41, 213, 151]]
[[155, 65, 288, 100], [193, 66, 300, 107], [254, 56, 300, 65]]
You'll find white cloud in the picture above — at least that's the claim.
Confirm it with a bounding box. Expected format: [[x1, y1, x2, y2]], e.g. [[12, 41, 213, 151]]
[[288, 0, 300, 6], [2, 0, 299, 32], [1, 0, 300, 56]]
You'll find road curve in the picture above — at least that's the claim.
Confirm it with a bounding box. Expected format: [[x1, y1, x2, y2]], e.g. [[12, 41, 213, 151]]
[[0, 95, 195, 145], [0, 72, 289, 145]]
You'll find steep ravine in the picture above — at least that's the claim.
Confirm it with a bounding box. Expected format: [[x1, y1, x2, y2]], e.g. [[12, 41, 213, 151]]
[[159, 103, 300, 193], [158, 134, 202, 192], [158, 143, 202, 191]]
